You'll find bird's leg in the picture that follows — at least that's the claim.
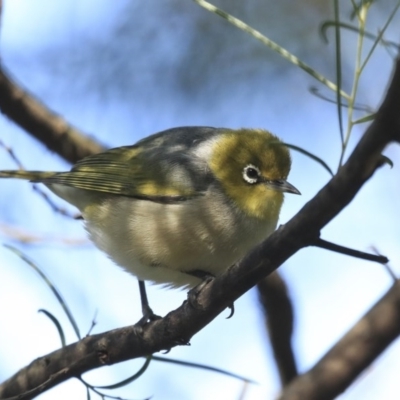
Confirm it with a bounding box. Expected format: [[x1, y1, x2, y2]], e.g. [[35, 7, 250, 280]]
[[136, 279, 161, 326]]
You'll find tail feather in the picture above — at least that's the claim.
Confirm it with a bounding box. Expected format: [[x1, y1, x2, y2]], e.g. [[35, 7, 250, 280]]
[[0, 170, 57, 181]]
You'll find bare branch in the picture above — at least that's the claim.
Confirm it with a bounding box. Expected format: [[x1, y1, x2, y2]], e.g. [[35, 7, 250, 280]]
[[279, 281, 400, 400], [257, 273, 297, 386], [0, 222, 88, 245], [0, 66, 105, 164], [1, 58, 400, 400]]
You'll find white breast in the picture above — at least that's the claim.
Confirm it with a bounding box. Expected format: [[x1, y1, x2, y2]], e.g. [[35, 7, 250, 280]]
[[82, 186, 277, 288]]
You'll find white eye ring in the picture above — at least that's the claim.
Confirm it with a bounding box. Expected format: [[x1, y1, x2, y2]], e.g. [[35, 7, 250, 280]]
[[243, 164, 261, 184]]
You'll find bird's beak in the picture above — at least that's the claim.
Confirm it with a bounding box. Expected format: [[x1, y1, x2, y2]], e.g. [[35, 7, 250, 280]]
[[266, 179, 301, 195]]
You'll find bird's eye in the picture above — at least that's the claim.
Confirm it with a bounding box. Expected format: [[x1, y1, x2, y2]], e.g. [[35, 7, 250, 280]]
[[243, 164, 261, 184]]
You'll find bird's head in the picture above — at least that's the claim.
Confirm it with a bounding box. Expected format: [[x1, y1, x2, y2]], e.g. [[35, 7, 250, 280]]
[[207, 129, 300, 220]]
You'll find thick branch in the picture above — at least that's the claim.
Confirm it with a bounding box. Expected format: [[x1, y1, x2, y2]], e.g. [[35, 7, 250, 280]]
[[257, 273, 297, 386], [279, 281, 400, 400], [0, 66, 105, 163], [1, 58, 400, 399]]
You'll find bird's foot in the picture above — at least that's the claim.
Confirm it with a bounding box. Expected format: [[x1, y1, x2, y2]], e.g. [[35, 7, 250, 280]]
[[187, 274, 214, 310], [185, 270, 235, 317], [135, 303, 162, 328], [134, 279, 162, 329]]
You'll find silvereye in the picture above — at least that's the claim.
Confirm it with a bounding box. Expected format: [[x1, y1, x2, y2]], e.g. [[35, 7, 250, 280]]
[[0, 127, 299, 319]]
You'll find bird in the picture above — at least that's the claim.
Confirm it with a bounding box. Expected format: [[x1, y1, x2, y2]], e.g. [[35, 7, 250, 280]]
[[0, 126, 300, 322]]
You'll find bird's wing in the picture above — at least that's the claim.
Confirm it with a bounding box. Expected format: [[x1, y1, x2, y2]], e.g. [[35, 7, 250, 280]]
[[38, 144, 210, 201]]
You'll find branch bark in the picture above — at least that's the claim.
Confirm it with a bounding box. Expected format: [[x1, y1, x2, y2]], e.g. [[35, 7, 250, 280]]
[[257, 273, 297, 386], [0, 66, 105, 163], [279, 281, 400, 400], [0, 58, 399, 399]]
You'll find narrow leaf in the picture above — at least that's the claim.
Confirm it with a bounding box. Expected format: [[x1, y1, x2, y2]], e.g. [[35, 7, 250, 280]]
[[38, 309, 67, 347], [94, 357, 152, 389], [152, 355, 257, 384], [4, 245, 81, 339], [280, 143, 334, 176], [193, 0, 350, 100]]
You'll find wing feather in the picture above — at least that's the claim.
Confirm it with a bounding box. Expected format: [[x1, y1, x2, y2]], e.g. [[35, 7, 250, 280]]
[[37, 134, 213, 200]]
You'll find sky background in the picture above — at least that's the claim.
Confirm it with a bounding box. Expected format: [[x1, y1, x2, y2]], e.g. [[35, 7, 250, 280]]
[[0, 0, 400, 399]]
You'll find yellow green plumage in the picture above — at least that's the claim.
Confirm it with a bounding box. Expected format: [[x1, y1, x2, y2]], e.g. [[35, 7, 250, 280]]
[[0, 126, 299, 288]]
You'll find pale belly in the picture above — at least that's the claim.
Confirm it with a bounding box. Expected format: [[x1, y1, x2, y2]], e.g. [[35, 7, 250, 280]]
[[82, 194, 277, 288]]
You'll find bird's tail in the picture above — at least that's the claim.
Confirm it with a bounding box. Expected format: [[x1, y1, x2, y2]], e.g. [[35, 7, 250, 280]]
[[0, 170, 57, 182]]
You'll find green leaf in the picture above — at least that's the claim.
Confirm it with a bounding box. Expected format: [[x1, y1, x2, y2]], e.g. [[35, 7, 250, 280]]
[[353, 113, 375, 125], [333, 0, 344, 146], [193, 0, 350, 100], [309, 87, 373, 113], [320, 21, 400, 51]]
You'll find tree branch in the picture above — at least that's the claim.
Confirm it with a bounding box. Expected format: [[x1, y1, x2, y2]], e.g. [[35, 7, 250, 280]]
[[257, 273, 297, 386], [279, 281, 400, 400], [0, 65, 105, 163], [1, 58, 399, 399]]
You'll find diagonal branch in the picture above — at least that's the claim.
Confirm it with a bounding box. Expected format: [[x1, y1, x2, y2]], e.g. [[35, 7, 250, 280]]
[[1, 58, 400, 400], [279, 281, 400, 400], [0, 65, 105, 163]]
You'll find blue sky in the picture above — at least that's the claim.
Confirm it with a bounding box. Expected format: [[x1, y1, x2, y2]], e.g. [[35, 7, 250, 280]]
[[1, 1, 400, 399]]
